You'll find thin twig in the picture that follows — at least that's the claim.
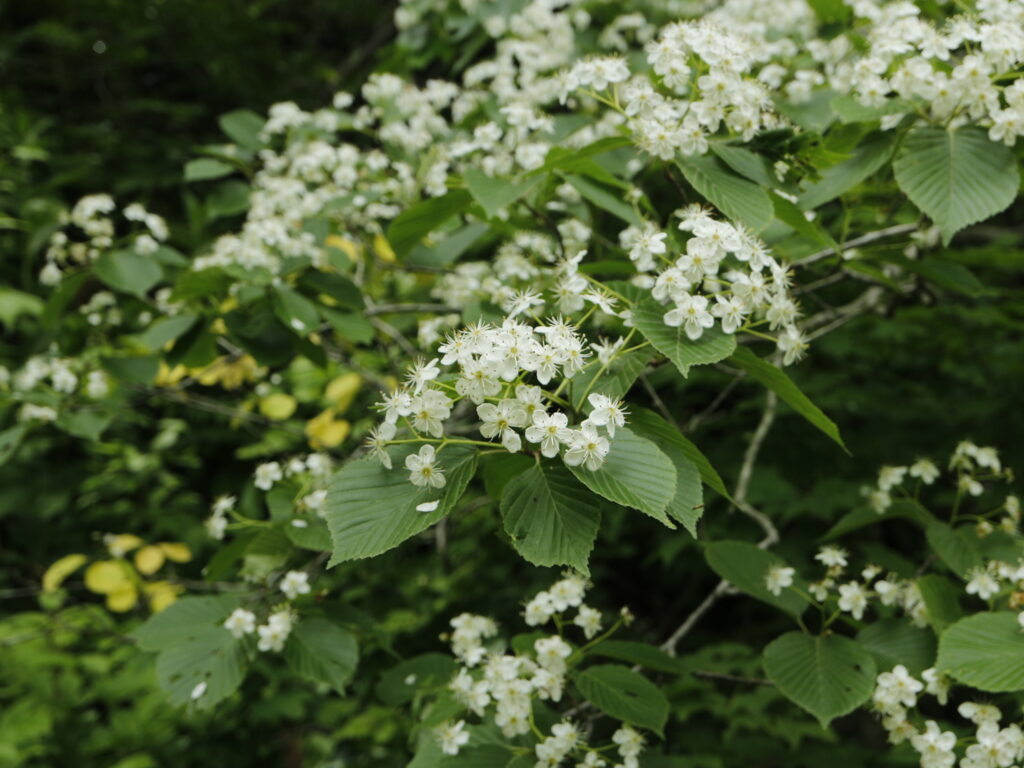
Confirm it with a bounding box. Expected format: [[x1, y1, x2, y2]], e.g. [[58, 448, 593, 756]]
[[793, 223, 918, 268], [369, 316, 420, 358], [365, 303, 458, 316], [685, 372, 745, 433]]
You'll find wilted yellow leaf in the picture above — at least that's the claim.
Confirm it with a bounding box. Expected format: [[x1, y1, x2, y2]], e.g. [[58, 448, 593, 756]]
[[144, 581, 184, 613], [85, 561, 132, 595], [154, 363, 188, 388], [105, 533, 143, 556], [305, 408, 351, 449], [259, 393, 298, 420], [325, 235, 362, 263], [325, 372, 362, 414], [373, 233, 396, 263], [134, 545, 165, 575], [42, 554, 88, 593], [157, 542, 192, 563], [195, 355, 258, 390], [105, 585, 139, 612]]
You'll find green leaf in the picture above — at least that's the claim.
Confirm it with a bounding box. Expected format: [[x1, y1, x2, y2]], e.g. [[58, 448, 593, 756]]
[[136, 315, 198, 353], [709, 144, 780, 189], [386, 190, 471, 259], [284, 617, 358, 693], [925, 521, 982, 579], [893, 126, 1019, 245], [463, 168, 539, 219], [632, 298, 737, 377], [101, 354, 160, 384], [888, 256, 986, 297], [589, 641, 687, 674], [132, 595, 242, 652], [937, 612, 1024, 692], [573, 665, 669, 735], [499, 463, 601, 574], [916, 574, 964, 633], [770, 191, 839, 251], [799, 132, 896, 209], [763, 632, 876, 727], [704, 541, 806, 618], [830, 94, 910, 124], [627, 409, 705, 536], [630, 407, 730, 501], [563, 174, 643, 226], [326, 445, 478, 564], [285, 519, 332, 551], [0, 424, 28, 466], [205, 180, 250, 220], [820, 500, 926, 540], [218, 109, 265, 150], [154, 625, 248, 709], [728, 346, 845, 450], [676, 155, 773, 231], [322, 308, 375, 344], [0, 287, 44, 329], [857, 619, 936, 675], [271, 285, 320, 336], [184, 158, 235, 182], [56, 410, 113, 441], [376, 654, 457, 706], [567, 428, 676, 526], [94, 250, 162, 297], [568, 348, 650, 409]]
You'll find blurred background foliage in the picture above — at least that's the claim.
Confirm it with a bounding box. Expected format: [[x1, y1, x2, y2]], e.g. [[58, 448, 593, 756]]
[[1, 1, 1023, 766]]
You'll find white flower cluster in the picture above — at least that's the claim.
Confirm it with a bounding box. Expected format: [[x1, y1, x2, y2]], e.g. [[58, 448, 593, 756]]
[[873, 665, 1024, 768], [367, 317, 629, 487], [828, 2, 1024, 144], [435, 574, 644, 766], [40, 195, 168, 286], [223, 606, 295, 653], [8, 354, 109, 400], [563, 22, 778, 160], [636, 205, 807, 364]]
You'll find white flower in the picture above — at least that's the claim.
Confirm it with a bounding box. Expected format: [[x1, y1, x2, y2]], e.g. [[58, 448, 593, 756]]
[[279, 570, 311, 600], [612, 725, 645, 764], [405, 444, 446, 488], [535, 635, 572, 675], [525, 411, 573, 458], [477, 400, 526, 453], [366, 421, 396, 468], [815, 545, 848, 569], [965, 567, 999, 600], [765, 565, 795, 596], [877, 465, 907, 492], [525, 591, 556, 626], [584, 394, 628, 437], [573, 605, 602, 639], [436, 720, 470, 756], [223, 608, 256, 638], [256, 610, 293, 652], [910, 720, 956, 767], [922, 667, 950, 705], [663, 293, 714, 340], [909, 458, 939, 484], [563, 423, 611, 471], [254, 461, 283, 491], [837, 581, 868, 620]]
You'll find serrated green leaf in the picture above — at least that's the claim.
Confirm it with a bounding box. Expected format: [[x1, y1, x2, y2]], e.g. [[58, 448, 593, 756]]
[[500, 463, 601, 574], [218, 109, 265, 150], [154, 625, 248, 710], [574, 665, 669, 735], [799, 132, 896, 209], [567, 428, 676, 526], [763, 632, 876, 727], [893, 126, 1019, 245], [916, 574, 964, 633], [463, 168, 539, 219], [926, 521, 982, 579], [386, 190, 471, 259], [589, 641, 687, 674], [326, 445, 477, 564], [284, 617, 358, 693], [728, 346, 845, 450], [704, 540, 807, 618], [630, 407, 729, 501], [857, 619, 936, 675], [271, 285, 320, 336], [94, 250, 162, 297], [568, 348, 650, 410], [131, 595, 243, 652], [563, 174, 643, 226], [632, 298, 737, 377], [627, 409, 704, 536], [937, 612, 1024, 692], [676, 155, 773, 231], [770, 191, 839, 250], [184, 158, 235, 182]]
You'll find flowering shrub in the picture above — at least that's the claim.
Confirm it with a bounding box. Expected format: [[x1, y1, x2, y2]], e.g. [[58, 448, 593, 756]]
[[2, 0, 1024, 764]]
